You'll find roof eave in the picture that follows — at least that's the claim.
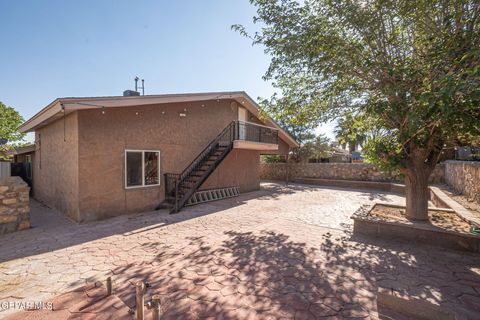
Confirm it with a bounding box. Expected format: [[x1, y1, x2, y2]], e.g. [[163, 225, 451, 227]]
[[18, 99, 62, 133], [18, 92, 300, 148]]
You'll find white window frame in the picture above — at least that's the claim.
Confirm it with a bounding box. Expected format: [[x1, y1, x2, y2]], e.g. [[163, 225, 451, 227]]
[[125, 149, 161, 189]]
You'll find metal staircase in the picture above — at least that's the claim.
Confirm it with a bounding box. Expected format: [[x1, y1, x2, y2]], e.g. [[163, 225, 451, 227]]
[[158, 120, 279, 213], [160, 121, 236, 213]]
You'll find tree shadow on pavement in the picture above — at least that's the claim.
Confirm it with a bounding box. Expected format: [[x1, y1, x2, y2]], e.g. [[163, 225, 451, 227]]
[[6, 222, 479, 319], [330, 233, 480, 319], [107, 230, 480, 319], [109, 230, 376, 319], [0, 182, 311, 264]]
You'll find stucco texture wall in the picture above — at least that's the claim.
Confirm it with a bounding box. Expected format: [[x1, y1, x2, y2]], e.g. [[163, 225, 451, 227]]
[[33, 112, 80, 221], [75, 100, 262, 221], [444, 160, 480, 204], [260, 162, 445, 184], [202, 149, 260, 192]]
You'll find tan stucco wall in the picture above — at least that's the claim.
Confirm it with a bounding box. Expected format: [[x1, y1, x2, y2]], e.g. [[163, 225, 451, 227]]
[[33, 112, 80, 221], [261, 138, 289, 156], [30, 99, 291, 222], [202, 149, 260, 192], [75, 99, 262, 221]]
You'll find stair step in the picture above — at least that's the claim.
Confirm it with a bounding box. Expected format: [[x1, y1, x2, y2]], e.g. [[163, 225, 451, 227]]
[[162, 124, 235, 213], [186, 186, 240, 207], [190, 173, 203, 177]]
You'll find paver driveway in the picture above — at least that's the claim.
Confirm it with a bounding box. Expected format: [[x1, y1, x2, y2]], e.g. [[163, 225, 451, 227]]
[[1, 182, 479, 319]]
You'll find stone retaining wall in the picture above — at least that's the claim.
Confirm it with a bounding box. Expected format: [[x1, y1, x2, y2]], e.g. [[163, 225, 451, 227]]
[[444, 161, 480, 204], [0, 176, 30, 235], [260, 163, 445, 184]]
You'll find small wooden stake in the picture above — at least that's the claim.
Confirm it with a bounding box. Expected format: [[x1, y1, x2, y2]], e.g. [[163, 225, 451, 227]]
[[136, 281, 145, 320], [151, 294, 161, 320], [106, 277, 112, 296]]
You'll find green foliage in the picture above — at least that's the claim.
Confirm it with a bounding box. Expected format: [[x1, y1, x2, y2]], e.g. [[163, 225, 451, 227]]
[[0, 102, 25, 158], [362, 132, 403, 171], [258, 93, 321, 145], [236, 0, 480, 173], [298, 134, 332, 162], [334, 112, 368, 152], [261, 154, 286, 163], [258, 92, 326, 161]]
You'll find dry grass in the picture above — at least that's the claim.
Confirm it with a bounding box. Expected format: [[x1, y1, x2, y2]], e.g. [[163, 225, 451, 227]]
[[370, 204, 473, 234]]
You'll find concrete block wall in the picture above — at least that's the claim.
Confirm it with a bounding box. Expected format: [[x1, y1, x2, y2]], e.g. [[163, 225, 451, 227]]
[[0, 176, 30, 235]]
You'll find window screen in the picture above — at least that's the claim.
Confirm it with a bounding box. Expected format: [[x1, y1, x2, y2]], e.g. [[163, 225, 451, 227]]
[[144, 152, 159, 185], [125, 150, 160, 188], [126, 151, 143, 187]]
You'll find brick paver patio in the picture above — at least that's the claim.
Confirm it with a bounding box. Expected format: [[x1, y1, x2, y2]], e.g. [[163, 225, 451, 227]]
[[1, 182, 479, 319]]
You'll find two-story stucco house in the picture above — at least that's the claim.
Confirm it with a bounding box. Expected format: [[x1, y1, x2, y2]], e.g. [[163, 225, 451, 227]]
[[19, 91, 298, 222]]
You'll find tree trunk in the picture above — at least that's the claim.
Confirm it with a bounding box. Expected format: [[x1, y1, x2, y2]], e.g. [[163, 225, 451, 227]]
[[349, 142, 356, 153], [404, 155, 433, 221]]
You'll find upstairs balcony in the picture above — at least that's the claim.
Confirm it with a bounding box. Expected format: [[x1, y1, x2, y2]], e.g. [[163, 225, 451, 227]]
[[232, 121, 279, 151]]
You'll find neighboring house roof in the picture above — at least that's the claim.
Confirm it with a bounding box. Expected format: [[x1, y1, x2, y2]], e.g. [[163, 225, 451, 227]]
[[3, 144, 35, 157], [19, 91, 299, 148], [330, 147, 350, 156]]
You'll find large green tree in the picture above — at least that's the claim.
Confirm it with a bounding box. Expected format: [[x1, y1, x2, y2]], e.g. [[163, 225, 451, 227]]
[[235, 0, 480, 220], [0, 102, 25, 158]]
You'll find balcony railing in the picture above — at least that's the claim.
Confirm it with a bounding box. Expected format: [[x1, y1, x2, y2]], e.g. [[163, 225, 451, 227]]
[[234, 121, 278, 145]]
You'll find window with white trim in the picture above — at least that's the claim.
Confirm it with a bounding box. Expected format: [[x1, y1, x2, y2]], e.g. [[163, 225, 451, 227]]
[[125, 150, 160, 188]]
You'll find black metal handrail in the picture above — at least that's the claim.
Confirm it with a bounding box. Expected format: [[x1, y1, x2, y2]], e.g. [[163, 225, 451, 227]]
[[164, 121, 279, 212], [235, 121, 279, 145], [165, 121, 235, 197]]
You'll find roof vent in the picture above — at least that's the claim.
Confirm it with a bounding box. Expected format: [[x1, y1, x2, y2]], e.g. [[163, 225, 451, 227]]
[[123, 90, 140, 97]]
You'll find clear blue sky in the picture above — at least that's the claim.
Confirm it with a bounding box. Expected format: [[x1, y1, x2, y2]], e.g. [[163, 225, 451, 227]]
[[0, 0, 335, 142]]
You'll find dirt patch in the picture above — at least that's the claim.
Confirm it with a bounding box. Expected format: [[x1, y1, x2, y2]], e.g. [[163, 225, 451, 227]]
[[369, 204, 474, 234], [439, 185, 480, 218]]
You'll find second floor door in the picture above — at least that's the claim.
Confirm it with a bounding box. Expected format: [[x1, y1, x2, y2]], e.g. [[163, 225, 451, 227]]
[[238, 107, 247, 140]]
